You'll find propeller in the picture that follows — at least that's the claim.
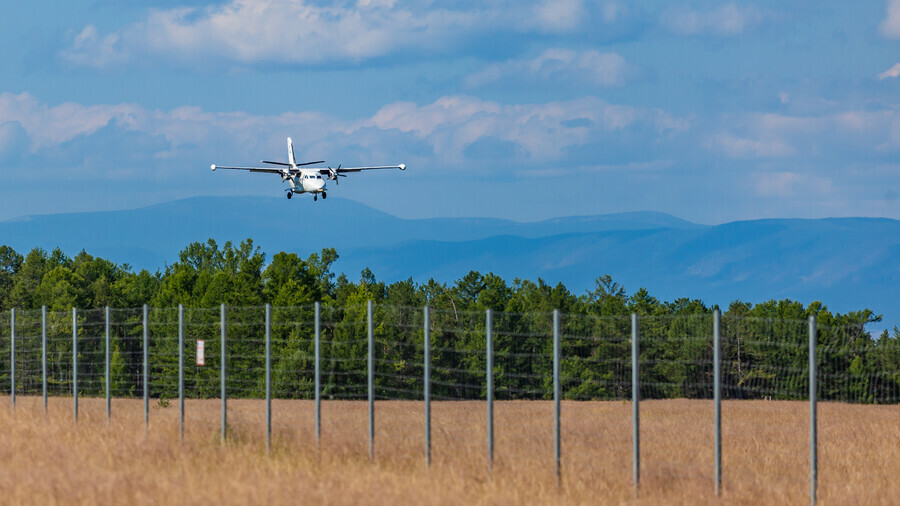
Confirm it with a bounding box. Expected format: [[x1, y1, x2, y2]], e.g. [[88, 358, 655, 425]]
[[327, 165, 345, 185]]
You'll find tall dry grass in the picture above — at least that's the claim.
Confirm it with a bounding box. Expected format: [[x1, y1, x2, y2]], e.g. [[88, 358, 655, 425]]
[[0, 397, 896, 505]]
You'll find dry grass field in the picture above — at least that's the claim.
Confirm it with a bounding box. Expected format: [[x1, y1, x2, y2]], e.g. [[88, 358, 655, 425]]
[[0, 397, 897, 505]]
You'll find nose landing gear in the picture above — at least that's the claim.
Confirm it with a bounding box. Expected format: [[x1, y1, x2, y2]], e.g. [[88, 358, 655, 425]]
[[314, 195, 318, 201], [322, 192, 327, 200], [286, 191, 293, 200]]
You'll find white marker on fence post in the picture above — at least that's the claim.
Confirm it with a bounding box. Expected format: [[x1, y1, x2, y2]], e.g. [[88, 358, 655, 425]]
[[179, 304, 184, 441], [10, 308, 15, 410], [368, 299, 375, 460], [265, 303, 272, 455], [42, 306, 47, 415], [486, 308, 494, 476], [810, 314, 817, 506], [196, 340, 205, 366], [315, 302, 321, 447], [73, 307, 78, 423], [221, 303, 227, 445], [424, 305, 431, 467], [143, 304, 149, 432], [632, 312, 640, 491], [106, 306, 111, 423], [714, 309, 722, 496]]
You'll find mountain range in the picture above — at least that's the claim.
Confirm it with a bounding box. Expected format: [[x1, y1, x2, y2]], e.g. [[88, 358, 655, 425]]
[[1, 196, 897, 329]]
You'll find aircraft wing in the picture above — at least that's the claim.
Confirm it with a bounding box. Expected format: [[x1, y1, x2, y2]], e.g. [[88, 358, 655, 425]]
[[317, 164, 406, 175], [210, 165, 283, 174]]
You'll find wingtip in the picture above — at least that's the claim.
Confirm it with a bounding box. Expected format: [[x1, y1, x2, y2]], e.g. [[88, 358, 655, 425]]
[[210, 164, 217, 171], [399, 163, 406, 170]]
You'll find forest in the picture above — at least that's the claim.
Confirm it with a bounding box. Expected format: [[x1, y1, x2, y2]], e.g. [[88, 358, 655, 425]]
[[0, 239, 898, 403]]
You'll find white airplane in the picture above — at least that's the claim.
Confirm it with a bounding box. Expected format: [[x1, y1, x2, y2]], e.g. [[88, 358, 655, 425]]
[[211, 137, 406, 201]]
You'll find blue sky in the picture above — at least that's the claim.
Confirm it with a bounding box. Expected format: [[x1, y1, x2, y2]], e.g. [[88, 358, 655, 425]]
[[0, 0, 898, 224]]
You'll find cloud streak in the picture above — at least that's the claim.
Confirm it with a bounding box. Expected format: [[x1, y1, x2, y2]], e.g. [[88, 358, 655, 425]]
[[464, 49, 635, 89], [881, 0, 900, 39], [661, 3, 774, 36], [879, 62, 900, 80]]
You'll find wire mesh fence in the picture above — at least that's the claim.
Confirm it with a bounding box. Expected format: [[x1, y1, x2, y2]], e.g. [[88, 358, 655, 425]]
[[0, 303, 898, 501]]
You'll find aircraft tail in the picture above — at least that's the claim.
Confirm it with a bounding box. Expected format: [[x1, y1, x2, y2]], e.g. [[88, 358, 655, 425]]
[[287, 137, 297, 167]]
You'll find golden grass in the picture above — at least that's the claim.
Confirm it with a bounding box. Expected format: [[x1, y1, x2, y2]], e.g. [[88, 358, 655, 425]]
[[0, 397, 896, 505]]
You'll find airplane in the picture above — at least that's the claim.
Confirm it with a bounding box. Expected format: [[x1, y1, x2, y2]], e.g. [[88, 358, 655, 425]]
[[210, 137, 406, 201]]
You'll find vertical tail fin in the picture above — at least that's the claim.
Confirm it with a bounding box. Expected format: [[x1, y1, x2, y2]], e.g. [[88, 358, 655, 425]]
[[287, 137, 297, 167]]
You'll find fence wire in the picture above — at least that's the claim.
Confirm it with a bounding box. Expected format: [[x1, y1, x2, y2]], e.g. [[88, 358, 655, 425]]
[[1, 304, 898, 499], [3, 305, 898, 402]]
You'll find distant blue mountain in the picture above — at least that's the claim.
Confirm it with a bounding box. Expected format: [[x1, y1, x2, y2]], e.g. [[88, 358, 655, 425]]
[[0, 196, 897, 328], [0, 196, 699, 269], [339, 218, 900, 326]]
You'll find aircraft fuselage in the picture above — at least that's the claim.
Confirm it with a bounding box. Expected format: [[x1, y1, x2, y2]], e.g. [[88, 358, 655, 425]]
[[287, 170, 327, 194]]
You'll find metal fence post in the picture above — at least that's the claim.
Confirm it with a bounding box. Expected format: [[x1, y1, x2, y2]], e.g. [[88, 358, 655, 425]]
[[73, 307, 78, 423], [810, 314, 817, 506], [553, 309, 561, 487], [143, 304, 149, 431], [632, 312, 640, 491], [221, 303, 227, 444], [486, 308, 494, 476], [368, 299, 375, 460], [106, 306, 111, 423], [714, 309, 722, 496], [424, 305, 431, 467], [265, 303, 272, 455], [315, 302, 321, 447], [10, 308, 15, 410], [42, 306, 47, 415], [178, 304, 184, 441]]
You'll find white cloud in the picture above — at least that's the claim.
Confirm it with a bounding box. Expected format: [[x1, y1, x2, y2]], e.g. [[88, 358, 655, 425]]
[[60, 0, 501, 68], [706, 109, 900, 159], [751, 171, 833, 198], [0, 92, 690, 171], [60, 0, 643, 68], [661, 3, 771, 36], [881, 0, 900, 39], [533, 0, 586, 32], [706, 133, 795, 158], [363, 95, 688, 162], [0, 93, 144, 149], [465, 49, 634, 88], [64, 25, 129, 68], [878, 62, 900, 80]]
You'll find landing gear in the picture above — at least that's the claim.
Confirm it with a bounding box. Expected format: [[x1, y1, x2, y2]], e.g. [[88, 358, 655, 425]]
[[322, 192, 327, 200], [314, 195, 318, 201], [286, 191, 293, 200]]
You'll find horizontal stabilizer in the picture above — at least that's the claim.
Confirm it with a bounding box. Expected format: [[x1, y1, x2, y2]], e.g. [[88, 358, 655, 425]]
[[262, 159, 324, 167]]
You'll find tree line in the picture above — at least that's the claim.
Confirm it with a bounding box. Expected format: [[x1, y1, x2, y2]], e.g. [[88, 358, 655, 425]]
[[0, 239, 897, 403]]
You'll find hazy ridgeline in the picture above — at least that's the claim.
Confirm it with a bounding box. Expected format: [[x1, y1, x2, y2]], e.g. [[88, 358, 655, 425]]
[[0, 238, 897, 404]]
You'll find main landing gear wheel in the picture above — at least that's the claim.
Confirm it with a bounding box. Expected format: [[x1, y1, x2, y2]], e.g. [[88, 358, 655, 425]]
[[314, 195, 318, 201], [286, 191, 292, 200], [322, 192, 327, 200]]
